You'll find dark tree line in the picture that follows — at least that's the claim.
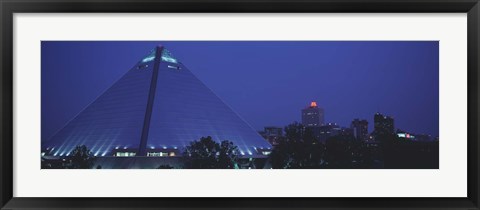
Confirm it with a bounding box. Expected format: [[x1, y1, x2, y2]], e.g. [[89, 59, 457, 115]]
[[324, 136, 374, 168], [270, 122, 438, 169], [41, 127, 438, 169], [41, 137, 242, 169], [41, 145, 97, 169], [270, 123, 324, 168], [182, 136, 239, 169]]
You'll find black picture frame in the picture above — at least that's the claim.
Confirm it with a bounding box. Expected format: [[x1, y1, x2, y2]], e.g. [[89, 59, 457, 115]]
[[1, 0, 479, 209]]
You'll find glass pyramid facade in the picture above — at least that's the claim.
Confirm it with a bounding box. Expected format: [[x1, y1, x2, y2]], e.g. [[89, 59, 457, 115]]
[[42, 46, 271, 158]]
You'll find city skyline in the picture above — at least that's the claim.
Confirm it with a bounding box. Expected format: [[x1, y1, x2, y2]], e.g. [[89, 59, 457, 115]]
[[42, 41, 439, 141], [268, 101, 438, 138]]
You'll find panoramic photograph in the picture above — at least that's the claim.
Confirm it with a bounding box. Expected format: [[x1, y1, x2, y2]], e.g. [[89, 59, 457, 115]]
[[41, 41, 439, 169]]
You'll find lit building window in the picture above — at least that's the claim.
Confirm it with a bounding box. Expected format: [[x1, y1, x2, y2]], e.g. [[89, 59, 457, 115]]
[[167, 65, 181, 70], [147, 152, 170, 157], [116, 152, 136, 157]]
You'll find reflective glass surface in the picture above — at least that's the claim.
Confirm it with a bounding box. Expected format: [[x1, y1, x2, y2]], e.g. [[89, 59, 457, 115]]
[[43, 47, 271, 157], [146, 60, 271, 155], [42, 57, 156, 156]]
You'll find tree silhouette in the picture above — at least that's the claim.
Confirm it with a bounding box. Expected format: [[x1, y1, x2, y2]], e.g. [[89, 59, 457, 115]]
[[270, 138, 291, 168], [324, 136, 354, 168], [383, 137, 439, 169], [68, 145, 96, 169], [270, 120, 438, 169], [183, 136, 239, 169], [217, 140, 239, 169], [270, 122, 324, 169]]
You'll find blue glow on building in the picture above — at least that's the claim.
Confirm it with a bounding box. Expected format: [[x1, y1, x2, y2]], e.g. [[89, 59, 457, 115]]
[[42, 45, 271, 158], [160, 49, 177, 63], [142, 49, 156, 63]]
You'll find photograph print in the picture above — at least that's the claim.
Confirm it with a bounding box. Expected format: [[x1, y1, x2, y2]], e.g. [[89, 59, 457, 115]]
[[41, 41, 439, 169]]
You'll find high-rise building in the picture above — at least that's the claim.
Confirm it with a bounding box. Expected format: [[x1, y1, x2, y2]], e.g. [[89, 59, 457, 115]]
[[42, 46, 272, 160], [373, 113, 395, 140], [318, 123, 341, 142], [350, 119, 369, 141], [340, 127, 354, 137], [301, 101, 324, 127]]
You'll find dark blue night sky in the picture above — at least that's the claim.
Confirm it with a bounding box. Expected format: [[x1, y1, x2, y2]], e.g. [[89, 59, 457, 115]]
[[41, 41, 439, 141]]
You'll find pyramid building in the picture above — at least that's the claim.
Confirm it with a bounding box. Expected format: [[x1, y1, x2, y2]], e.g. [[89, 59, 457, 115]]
[[43, 46, 271, 158]]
